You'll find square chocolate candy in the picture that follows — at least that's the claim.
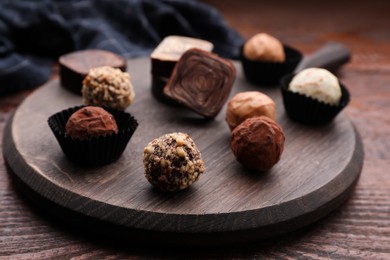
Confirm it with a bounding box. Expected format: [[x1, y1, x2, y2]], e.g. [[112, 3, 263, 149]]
[[164, 48, 236, 119], [151, 35, 214, 78]]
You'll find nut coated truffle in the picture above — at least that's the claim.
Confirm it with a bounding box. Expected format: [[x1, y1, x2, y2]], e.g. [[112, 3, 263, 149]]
[[243, 33, 285, 62], [230, 116, 285, 171], [82, 66, 135, 110], [65, 106, 118, 140], [226, 91, 276, 131], [143, 132, 205, 192], [289, 68, 342, 105]]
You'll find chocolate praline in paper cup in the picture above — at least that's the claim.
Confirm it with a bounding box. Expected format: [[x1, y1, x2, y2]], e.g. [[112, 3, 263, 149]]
[[48, 105, 138, 166], [240, 45, 302, 86], [280, 73, 350, 125]]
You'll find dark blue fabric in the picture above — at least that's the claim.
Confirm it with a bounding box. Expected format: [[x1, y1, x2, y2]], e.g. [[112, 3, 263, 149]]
[[0, 0, 243, 95]]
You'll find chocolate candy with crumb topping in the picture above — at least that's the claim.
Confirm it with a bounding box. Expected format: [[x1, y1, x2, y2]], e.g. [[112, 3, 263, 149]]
[[143, 132, 205, 192], [65, 106, 118, 140], [230, 116, 285, 171], [163, 48, 236, 119], [82, 66, 135, 110]]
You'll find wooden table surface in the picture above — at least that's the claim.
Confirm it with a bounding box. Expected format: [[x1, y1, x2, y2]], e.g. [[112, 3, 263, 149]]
[[1, 0, 389, 258]]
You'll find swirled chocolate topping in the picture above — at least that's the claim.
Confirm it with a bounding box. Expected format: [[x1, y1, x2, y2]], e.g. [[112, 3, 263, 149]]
[[163, 48, 236, 119], [151, 36, 213, 78]]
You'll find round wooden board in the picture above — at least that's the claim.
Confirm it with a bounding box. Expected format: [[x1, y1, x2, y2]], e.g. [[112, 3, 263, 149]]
[[3, 58, 363, 246]]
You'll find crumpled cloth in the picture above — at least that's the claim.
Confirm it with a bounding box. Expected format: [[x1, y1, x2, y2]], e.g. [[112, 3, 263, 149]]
[[0, 0, 243, 95]]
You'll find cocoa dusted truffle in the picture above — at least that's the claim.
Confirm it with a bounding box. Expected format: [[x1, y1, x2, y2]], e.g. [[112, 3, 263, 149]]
[[48, 105, 138, 166], [143, 132, 205, 192], [65, 106, 118, 140], [230, 116, 285, 171], [164, 48, 236, 118], [59, 49, 127, 94], [226, 91, 276, 131], [82, 66, 135, 110], [243, 33, 285, 62]]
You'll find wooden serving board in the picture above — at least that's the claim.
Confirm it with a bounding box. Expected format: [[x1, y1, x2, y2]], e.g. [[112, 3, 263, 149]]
[[3, 58, 363, 246]]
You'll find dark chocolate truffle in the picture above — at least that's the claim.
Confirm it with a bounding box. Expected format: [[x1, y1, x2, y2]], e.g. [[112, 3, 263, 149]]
[[164, 48, 236, 119], [59, 49, 127, 94], [65, 106, 118, 140], [230, 116, 285, 171], [143, 132, 205, 192]]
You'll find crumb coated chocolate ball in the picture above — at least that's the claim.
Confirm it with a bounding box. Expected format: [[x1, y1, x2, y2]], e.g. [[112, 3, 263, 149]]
[[82, 66, 135, 110], [143, 132, 205, 192], [65, 106, 118, 140], [243, 33, 285, 62], [230, 116, 285, 171], [226, 91, 276, 131], [289, 68, 342, 105]]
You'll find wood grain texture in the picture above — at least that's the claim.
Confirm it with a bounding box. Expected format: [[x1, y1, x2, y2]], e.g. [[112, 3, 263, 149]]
[[1, 0, 390, 257], [3, 58, 362, 246]]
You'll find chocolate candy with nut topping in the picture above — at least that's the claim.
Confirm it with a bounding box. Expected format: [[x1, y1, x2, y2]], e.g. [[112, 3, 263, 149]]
[[143, 132, 205, 192], [163, 48, 236, 119], [82, 66, 135, 110]]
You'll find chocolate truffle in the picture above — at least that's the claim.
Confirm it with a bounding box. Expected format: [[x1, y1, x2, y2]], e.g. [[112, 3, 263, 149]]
[[243, 33, 285, 62], [143, 132, 205, 192], [82, 66, 135, 110], [289, 68, 342, 105], [226, 91, 276, 131], [230, 116, 285, 172], [240, 33, 302, 86], [164, 48, 236, 119], [48, 105, 138, 166], [65, 106, 118, 140], [59, 49, 127, 94]]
